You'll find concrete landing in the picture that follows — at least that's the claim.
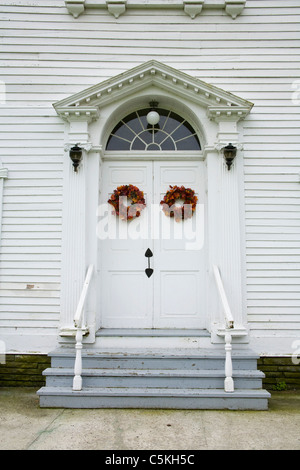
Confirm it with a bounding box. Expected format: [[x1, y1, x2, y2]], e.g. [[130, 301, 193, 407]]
[[1, 388, 300, 450]]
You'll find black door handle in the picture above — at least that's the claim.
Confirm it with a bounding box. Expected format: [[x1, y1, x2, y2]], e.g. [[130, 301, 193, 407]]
[[145, 248, 153, 278]]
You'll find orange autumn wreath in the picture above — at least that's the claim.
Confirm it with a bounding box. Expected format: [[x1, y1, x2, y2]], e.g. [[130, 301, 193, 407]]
[[108, 184, 146, 221], [160, 185, 198, 222]]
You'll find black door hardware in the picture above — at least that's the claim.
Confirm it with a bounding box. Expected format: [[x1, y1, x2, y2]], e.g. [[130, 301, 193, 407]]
[[145, 248, 153, 278]]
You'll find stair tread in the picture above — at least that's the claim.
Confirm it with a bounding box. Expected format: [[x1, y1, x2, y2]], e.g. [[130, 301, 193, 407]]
[[43, 367, 265, 378], [49, 347, 259, 359], [96, 329, 211, 337], [37, 386, 271, 398]]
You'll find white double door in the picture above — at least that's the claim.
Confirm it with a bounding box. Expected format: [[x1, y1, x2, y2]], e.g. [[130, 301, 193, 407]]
[[100, 160, 206, 329]]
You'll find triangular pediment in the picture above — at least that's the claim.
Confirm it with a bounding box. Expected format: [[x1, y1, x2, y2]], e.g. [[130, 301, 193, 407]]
[[53, 60, 253, 122]]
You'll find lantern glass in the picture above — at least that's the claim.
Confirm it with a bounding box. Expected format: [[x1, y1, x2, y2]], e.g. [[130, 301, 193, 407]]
[[69, 145, 82, 172]]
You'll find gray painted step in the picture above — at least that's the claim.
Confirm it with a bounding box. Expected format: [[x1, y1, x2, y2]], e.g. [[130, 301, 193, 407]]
[[37, 386, 271, 410], [38, 347, 270, 410], [49, 348, 259, 370], [43, 367, 264, 389], [96, 329, 211, 337]]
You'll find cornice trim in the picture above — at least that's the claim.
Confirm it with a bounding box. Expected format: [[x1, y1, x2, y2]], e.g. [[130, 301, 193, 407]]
[[53, 60, 253, 123], [65, 0, 246, 19], [54, 106, 100, 122]]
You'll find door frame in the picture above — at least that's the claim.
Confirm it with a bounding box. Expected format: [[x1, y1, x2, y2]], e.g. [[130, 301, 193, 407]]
[[54, 61, 252, 343]]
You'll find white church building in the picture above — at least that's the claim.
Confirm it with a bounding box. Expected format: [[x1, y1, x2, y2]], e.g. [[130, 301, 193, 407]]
[[0, 0, 299, 409]]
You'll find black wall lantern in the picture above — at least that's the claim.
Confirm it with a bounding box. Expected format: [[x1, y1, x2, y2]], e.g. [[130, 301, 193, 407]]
[[69, 144, 83, 172], [223, 143, 237, 170]]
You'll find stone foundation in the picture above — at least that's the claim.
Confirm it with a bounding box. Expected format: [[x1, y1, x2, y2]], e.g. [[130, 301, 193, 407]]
[[258, 357, 300, 391], [0, 354, 299, 390], [0, 354, 50, 387]]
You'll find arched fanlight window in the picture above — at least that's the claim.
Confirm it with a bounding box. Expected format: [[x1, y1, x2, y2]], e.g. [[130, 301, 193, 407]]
[[106, 108, 201, 151]]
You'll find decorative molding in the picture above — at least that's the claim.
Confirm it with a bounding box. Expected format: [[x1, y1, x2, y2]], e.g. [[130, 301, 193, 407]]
[[183, 0, 204, 19], [65, 0, 85, 18], [106, 0, 127, 18], [225, 0, 246, 19], [65, 0, 246, 19], [53, 61, 253, 120], [207, 106, 251, 122], [54, 106, 100, 123]]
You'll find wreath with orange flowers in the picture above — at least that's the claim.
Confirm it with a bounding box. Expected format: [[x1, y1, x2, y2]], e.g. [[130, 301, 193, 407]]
[[108, 184, 146, 221], [160, 185, 198, 222]]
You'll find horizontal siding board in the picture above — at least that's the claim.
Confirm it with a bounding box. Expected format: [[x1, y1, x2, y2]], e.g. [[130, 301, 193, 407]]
[[247, 278, 300, 285], [0, 312, 59, 320], [0, 324, 59, 330], [0, 261, 61, 269], [0, 290, 60, 299], [2, 33, 300, 43], [1, 246, 61, 254], [1, 241, 61, 248], [0, 277, 61, 284], [0, 268, 60, 277]]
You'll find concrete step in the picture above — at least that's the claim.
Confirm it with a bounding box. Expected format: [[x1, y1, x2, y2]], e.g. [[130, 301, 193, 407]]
[[37, 386, 271, 410], [43, 367, 264, 389]]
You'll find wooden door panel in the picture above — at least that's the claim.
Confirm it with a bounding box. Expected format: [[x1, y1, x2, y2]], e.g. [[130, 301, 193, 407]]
[[100, 161, 153, 328], [153, 161, 206, 328]]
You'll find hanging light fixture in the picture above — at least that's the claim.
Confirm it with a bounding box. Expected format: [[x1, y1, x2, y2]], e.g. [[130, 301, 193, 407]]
[[223, 143, 237, 170], [69, 144, 83, 172], [146, 100, 160, 126]]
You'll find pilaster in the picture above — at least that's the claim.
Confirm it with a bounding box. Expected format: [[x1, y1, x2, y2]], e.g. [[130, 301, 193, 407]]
[[206, 119, 248, 341], [59, 150, 88, 337], [59, 115, 96, 338]]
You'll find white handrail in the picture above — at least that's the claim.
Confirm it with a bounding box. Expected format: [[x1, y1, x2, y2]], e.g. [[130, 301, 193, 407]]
[[213, 265, 234, 329], [73, 264, 94, 391], [74, 264, 94, 328], [213, 265, 234, 393]]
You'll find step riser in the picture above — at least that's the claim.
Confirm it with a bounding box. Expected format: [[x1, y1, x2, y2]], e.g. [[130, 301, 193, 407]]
[[51, 357, 258, 370], [45, 375, 263, 390], [39, 395, 269, 411], [94, 337, 212, 349]]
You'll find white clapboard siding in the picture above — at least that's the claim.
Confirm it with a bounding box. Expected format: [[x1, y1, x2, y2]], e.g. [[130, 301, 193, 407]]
[[0, 0, 299, 348]]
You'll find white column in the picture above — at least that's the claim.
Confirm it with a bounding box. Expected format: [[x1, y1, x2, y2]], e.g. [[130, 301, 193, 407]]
[[54, 106, 100, 339], [59, 151, 87, 336], [59, 117, 93, 336], [218, 143, 244, 328], [206, 118, 247, 338]]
